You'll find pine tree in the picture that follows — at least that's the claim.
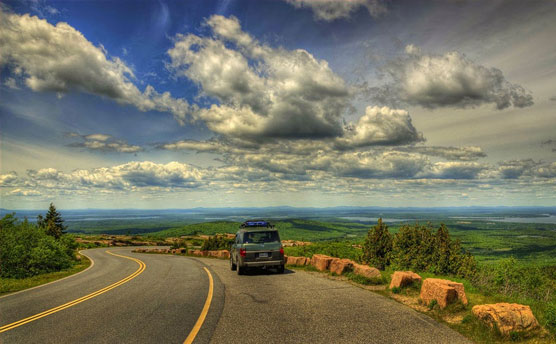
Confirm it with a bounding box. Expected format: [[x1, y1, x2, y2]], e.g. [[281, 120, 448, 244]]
[[39, 203, 67, 239], [433, 224, 452, 274], [362, 218, 392, 270]]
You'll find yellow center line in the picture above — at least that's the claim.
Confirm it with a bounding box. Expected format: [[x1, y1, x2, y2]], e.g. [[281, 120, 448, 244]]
[[0, 250, 146, 333], [183, 267, 214, 344]]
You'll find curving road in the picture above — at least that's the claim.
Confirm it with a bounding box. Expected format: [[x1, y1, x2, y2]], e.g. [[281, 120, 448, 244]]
[[0, 247, 471, 344]]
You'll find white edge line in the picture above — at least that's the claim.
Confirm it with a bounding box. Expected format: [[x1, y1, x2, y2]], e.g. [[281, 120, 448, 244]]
[[0, 250, 95, 300]]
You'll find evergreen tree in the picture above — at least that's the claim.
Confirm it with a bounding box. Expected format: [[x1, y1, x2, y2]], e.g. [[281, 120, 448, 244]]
[[433, 224, 452, 274], [362, 218, 392, 270], [38, 203, 67, 239]]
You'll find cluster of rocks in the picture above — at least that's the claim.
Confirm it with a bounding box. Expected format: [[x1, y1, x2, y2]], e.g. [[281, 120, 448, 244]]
[[189, 249, 230, 259], [387, 271, 540, 337], [285, 254, 381, 280], [132, 248, 187, 254], [281, 240, 311, 247]]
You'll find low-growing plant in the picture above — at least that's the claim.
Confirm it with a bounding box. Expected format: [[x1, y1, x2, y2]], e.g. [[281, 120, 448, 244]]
[[546, 303, 556, 331], [344, 272, 385, 286], [391, 287, 401, 294], [428, 299, 438, 310]]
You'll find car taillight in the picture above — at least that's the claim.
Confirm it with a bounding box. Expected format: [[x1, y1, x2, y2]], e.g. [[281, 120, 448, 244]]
[[279, 247, 284, 255], [240, 248, 246, 257]]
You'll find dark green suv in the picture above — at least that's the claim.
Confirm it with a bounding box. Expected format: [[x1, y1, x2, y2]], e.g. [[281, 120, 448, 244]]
[[230, 220, 285, 275]]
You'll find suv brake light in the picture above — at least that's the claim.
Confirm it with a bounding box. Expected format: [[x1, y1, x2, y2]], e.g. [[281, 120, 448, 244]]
[[240, 248, 246, 257], [279, 247, 284, 255]]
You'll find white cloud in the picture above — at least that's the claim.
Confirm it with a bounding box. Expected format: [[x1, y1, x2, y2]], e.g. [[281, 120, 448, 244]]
[[336, 106, 424, 148], [371, 46, 534, 110], [405, 146, 486, 161], [0, 10, 191, 123], [427, 162, 487, 179], [67, 133, 142, 153], [285, 0, 387, 21], [168, 15, 350, 140], [0, 172, 18, 186], [9, 188, 41, 196], [3, 77, 19, 89], [24, 161, 204, 190]]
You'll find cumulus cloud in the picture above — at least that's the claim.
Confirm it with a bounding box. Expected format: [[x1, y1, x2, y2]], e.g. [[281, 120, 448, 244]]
[[0, 172, 18, 186], [336, 106, 424, 148], [497, 159, 556, 179], [371, 46, 534, 110], [0, 10, 191, 123], [9, 188, 41, 196], [168, 15, 350, 140], [67, 133, 142, 153], [427, 162, 487, 179], [285, 0, 387, 21], [404, 146, 487, 161], [23, 161, 204, 190]]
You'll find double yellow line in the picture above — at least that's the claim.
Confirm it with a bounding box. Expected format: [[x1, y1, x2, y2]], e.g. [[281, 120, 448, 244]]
[[0, 250, 146, 333]]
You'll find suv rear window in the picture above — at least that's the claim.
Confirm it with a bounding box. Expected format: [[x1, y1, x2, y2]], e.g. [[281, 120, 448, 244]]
[[243, 231, 280, 244]]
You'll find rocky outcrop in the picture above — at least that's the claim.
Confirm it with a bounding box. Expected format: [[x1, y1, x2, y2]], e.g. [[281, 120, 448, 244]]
[[189, 249, 230, 259], [329, 259, 354, 275], [311, 254, 336, 271], [132, 248, 230, 259], [281, 240, 311, 247], [472, 303, 540, 336], [420, 278, 468, 309], [285, 256, 310, 266], [389, 271, 422, 289], [353, 263, 381, 279]]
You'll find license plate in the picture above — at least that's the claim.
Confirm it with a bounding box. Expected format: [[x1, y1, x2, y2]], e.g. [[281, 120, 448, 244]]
[[259, 252, 269, 258]]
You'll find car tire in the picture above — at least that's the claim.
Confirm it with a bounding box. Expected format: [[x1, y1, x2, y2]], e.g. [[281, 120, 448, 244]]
[[237, 265, 244, 275], [230, 256, 237, 271], [277, 264, 285, 274]]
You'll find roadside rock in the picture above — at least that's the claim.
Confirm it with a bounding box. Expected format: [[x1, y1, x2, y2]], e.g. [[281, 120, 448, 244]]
[[311, 254, 335, 271], [420, 278, 468, 309], [353, 263, 381, 279], [329, 259, 354, 275], [472, 303, 540, 336], [389, 271, 422, 289], [286, 256, 310, 266]]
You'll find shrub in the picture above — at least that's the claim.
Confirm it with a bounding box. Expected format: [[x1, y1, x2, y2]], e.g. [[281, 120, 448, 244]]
[[545, 303, 556, 330], [201, 235, 233, 250], [0, 214, 76, 278], [388, 222, 476, 278], [362, 218, 392, 270]]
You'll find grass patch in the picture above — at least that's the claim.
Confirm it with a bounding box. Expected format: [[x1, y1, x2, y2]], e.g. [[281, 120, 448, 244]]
[[344, 271, 385, 285], [0, 254, 91, 296]]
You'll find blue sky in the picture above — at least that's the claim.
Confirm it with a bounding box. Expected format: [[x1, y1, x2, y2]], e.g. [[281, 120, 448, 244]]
[[1, 0, 555, 209]]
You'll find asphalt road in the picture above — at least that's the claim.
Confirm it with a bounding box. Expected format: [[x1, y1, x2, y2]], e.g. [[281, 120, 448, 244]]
[[0, 247, 471, 344]]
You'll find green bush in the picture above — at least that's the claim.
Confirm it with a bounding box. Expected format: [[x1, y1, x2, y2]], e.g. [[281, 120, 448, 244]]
[[362, 218, 392, 270], [0, 214, 76, 278], [201, 235, 233, 250], [363, 220, 476, 277], [546, 303, 556, 329]]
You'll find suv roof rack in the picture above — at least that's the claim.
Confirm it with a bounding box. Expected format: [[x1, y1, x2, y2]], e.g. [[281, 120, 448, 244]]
[[240, 220, 274, 228]]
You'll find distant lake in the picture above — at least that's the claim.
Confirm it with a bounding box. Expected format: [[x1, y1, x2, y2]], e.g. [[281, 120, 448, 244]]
[[454, 215, 556, 224], [339, 217, 408, 223]]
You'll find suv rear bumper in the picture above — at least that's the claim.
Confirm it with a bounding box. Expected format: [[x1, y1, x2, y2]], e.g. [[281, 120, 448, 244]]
[[243, 260, 283, 267]]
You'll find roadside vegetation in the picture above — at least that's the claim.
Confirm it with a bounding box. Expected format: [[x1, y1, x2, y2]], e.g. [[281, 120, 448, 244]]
[[0, 204, 88, 295]]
